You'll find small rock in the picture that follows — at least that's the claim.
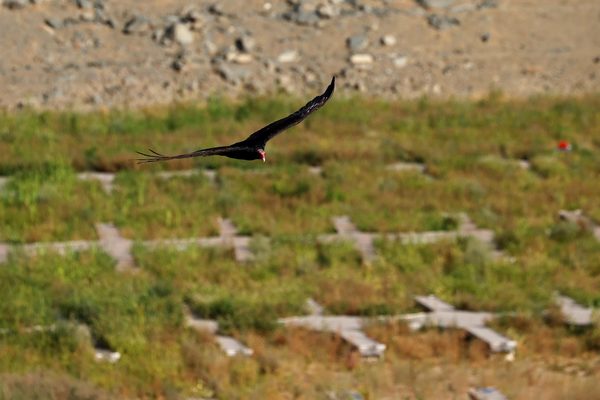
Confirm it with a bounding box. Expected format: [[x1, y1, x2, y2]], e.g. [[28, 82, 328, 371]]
[[283, 4, 321, 26], [180, 7, 202, 24], [42, 87, 64, 103], [347, 391, 365, 400], [277, 50, 298, 63], [171, 59, 185, 72], [480, 32, 490, 42], [89, 93, 103, 105], [204, 38, 218, 54], [164, 14, 179, 25], [350, 53, 373, 65], [263, 59, 276, 73], [417, 0, 455, 8], [123, 15, 152, 35], [455, 57, 471, 68], [347, 34, 369, 52], [393, 55, 409, 68], [235, 35, 255, 53], [44, 18, 63, 29], [380, 34, 396, 46], [353, 81, 367, 91], [171, 51, 188, 72], [216, 64, 250, 84], [316, 3, 338, 18], [276, 74, 292, 87], [79, 9, 95, 22], [407, 7, 427, 17], [172, 23, 194, 45], [295, 10, 320, 25], [3, 0, 28, 9], [151, 28, 165, 44], [427, 14, 460, 30], [450, 3, 477, 13], [227, 52, 253, 64], [208, 3, 225, 15], [75, 0, 92, 9], [477, 0, 499, 10], [235, 53, 253, 64], [94, 9, 115, 28]]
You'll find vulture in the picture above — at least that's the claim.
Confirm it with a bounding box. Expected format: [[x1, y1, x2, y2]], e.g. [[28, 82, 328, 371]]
[[136, 77, 335, 164]]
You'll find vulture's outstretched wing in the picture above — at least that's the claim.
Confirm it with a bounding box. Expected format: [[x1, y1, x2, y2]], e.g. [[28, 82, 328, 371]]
[[135, 146, 236, 164], [242, 76, 335, 146]]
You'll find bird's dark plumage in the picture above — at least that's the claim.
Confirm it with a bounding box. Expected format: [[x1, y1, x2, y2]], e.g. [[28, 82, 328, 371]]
[[136, 77, 335, 164]]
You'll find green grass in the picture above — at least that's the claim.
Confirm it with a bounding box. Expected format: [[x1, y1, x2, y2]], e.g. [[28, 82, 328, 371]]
[[0, 93, 599, 398], [0, 165, 110, 242]]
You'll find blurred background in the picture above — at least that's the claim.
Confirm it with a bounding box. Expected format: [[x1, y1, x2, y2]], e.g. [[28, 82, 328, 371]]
[[0, 0, 598, 109], [0, 1, 599, 399]]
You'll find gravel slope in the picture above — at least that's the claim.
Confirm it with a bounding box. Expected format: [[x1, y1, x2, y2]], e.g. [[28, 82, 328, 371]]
[[0, 0, 598, 109]]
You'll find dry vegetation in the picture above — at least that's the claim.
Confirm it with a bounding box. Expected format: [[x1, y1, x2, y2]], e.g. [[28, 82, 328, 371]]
[[0, 93, 599, 398]]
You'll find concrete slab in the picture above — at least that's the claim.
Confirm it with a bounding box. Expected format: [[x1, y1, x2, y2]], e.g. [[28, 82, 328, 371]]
[[232, 237, 254, 262], [339, 330, 386, 358], [415, 295, 455, 312], [308, 166, 323, 175], [330, 216, 376, 262], [354, 233, 376, 262], [143, 237, 224, 250], [78, 172, 115, 193], [556, 295, 594, 326], [332, 215, 359, 235], [305, 298, 324, 316], [95, 223, 135, 271], [391, 312, 429, 331], [468, 387, 508, 400], [426, 310, 494, 329], [385, 162, 426, 173], [94, 348, 121, 363], [411, 296, 516, 354], [0, 243, 9, 263], [21, 240, 95, 256], [143, 219, 255, 262], [184, 307, 253, 357], [185, 314, 219, 334], [219, 218, 238, 238], [465, 326, 517, 353], [280, 315, 364, 332], [517, 159, 531, 170], [156, 170, 198, 179], [218, 218, 254, 262], [215, 335, 254, 357], [279, 315, 385, 358], [0, 241, 95, 264], [155, 169, 216, 182]]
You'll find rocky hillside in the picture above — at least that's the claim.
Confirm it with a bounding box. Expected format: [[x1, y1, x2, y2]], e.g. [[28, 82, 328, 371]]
[[1, 0, 598, 109]]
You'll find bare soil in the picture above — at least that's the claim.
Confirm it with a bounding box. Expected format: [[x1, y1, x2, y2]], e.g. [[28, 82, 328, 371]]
[[0, 0, 598, 110]]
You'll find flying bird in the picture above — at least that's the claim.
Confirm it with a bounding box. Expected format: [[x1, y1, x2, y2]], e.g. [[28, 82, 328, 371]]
[[136, 77, 335, 164]]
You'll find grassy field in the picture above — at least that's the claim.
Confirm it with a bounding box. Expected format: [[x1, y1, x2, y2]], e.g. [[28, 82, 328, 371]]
[[0, 93, 599, 399]]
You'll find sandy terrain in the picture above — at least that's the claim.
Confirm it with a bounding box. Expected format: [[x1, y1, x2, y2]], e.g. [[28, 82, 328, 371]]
[[0, 0, 598, 109]]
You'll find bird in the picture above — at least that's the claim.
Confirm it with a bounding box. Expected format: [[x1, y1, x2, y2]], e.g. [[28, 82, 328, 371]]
[[136, 76, 335, 164]]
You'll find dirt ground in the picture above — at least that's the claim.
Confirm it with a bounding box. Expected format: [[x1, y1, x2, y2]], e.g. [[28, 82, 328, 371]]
[[0, 0, 598, 110]]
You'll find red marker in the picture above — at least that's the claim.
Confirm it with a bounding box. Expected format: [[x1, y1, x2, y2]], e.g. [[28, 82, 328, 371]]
[[557, 140, 572, 152]]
